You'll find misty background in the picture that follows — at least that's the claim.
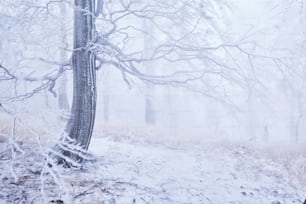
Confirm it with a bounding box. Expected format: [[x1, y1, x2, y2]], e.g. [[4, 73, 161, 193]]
[[1, 0, 305, 145]]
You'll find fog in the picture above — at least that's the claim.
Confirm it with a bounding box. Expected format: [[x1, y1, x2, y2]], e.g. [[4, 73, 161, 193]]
[[1, 1, 306, 203], [1, 0, 306, 145]]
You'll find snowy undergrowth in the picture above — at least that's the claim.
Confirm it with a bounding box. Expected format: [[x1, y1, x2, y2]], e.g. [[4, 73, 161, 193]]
[[0, 128, 305, 203]]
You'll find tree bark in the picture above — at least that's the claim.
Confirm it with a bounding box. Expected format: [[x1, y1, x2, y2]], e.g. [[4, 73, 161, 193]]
[[54, 0, 96, 165]]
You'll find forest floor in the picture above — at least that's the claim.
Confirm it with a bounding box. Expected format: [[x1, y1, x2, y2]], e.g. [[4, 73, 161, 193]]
[[0, 134, 305, 204]]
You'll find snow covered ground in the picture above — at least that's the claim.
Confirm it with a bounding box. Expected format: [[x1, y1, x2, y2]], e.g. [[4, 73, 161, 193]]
[[0, 134, 305, 204]]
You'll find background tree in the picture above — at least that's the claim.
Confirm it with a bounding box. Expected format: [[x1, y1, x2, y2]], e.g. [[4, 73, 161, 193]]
[[143, 18, 156, 125], [57, 1, 70, 117]]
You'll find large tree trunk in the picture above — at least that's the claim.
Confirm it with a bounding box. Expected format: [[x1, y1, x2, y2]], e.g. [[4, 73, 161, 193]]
[[54, 0, 96, 165]]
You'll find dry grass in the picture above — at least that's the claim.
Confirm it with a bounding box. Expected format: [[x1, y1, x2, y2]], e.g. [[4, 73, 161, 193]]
[[237, 140, 306, 185], [0, 114, 63, 144]]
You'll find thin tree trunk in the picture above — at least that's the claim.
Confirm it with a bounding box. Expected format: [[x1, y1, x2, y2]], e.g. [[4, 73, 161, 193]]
[[143, 19, 155, 125], [102, 68, 109, 122], [58, 73, 69, 113], [58, 2, 70, 116]]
